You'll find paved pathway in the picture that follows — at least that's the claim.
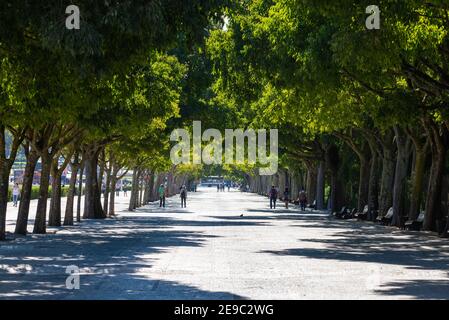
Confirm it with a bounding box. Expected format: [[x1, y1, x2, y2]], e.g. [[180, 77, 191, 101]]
[[1, 187, 449, 299]]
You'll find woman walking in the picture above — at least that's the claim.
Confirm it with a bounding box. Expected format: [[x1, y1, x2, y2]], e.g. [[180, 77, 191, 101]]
[[12, 183, 20, 207]]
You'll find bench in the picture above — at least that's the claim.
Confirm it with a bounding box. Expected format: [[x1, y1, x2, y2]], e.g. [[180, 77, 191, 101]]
[[377, 207, 394, 225], [308, 200, 316, 210], [355, 205, 368, 220], [404, 212, 425, 231], [343, 208, 357, 220], [333, 206, 347, 219]]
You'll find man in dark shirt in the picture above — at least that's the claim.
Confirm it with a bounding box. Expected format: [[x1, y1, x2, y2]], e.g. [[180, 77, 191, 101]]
[[269, 186, 278, 209]]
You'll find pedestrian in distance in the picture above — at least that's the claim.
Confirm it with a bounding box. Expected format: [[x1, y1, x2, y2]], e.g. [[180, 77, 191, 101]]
[[299, 189, 307, 211], [284, 187, 290, 209], [269, 186, 278, 209], [180, 185, 187, 208], [12, 183, 20, 207], [158, 184, 166, 208]]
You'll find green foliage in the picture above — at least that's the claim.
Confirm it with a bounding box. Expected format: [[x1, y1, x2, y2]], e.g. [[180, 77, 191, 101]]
[[206, 0, 449, 175]]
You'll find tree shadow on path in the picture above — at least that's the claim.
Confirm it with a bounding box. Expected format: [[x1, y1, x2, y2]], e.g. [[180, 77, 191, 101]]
[[0, 216, 245, 300], [374, 279, 449, 299], [259, 215, 449, 299]]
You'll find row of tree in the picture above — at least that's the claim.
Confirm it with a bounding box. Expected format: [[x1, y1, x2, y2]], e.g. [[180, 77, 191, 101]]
[[3, 0, 449, 240], [0, 0, 230, 240], [206, 0, 449, 236]]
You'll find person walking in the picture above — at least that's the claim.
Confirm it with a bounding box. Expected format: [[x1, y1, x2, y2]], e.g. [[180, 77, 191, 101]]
[[283, 187, 290, 209], [12, 183, 20, 207], [180, 185, 187, 208], [299, 189, 307, 211], [269, 186, 278, 209], [158, 184, 166, 208]]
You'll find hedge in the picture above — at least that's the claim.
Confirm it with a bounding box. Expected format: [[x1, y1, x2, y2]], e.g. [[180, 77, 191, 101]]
[[8, 184, 132, 201], [8, 184, 129, 202], [8, 186, 73, 202]]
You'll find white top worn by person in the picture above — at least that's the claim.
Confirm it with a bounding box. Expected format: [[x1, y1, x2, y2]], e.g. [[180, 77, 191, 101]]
[[12, 184, 20, 196]]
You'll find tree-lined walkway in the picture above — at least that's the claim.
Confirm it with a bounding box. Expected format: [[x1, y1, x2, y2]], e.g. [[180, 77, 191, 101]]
[[1, 188, 449, 300]]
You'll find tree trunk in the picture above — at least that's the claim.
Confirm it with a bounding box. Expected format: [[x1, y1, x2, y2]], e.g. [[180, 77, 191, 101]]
[[83, 145, 105, 219], [305, 162, 317, 204], [424, 149, 446, 231], [326, 144, 342, 213], [365, 135, 380, 221], [49, 152, 72, 227], [391, 126, 410, 227], [336, 133, 371, 213], [438, 173, 449, 238], [151, 174, 160, 202], [98, 152, 105, 191], [357, 156, 371, 212], [316, 161, 325, 210], [48, 171, 62, 227], [367, 153, 380, 220], [0, 164, 10, 240], [0, 127, 23, 240], [378, 140, 396, 217], [138, 173, 144, 207], [143, 176, 150, 205], [64, 163, 79, 226], [153, 174, 162, 201], [15, 150, 39, 235], [33, 154, 52, 234], [76, 164, 84, 222], [136, 170, 142, 208], [423, 119, 448, 232], [143, 179, 150, 205], [291, 171, 299, 200], [408, 143, 427, 221], [109, 175, 117, 216], [103, 165, 112, 216], [129, 168, 139, 211]]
